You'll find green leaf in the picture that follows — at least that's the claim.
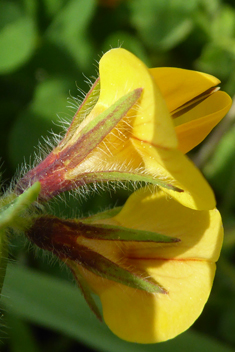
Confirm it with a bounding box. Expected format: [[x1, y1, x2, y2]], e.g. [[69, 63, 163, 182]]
[[6, 313, 41, 352], [210, 5, 235, 40], [102, 32, 150, 66], [0, 16, 37, 74], [199, 0, 219, 16], [196, 43, 235, 80], [23, 0, 38, 18], [46, 0, 96, 69], [42, 0, 65, 17], [0, 1, 22, 28], [8, 77, 71, 168], [203, 124, 235, 196], [2, 264, 234, 352], [129, 0, 195, 50], [203, 124, 235, 213]]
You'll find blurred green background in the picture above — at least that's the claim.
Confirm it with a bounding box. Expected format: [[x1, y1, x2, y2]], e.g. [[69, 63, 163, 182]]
[[1, 0, 235, 351]]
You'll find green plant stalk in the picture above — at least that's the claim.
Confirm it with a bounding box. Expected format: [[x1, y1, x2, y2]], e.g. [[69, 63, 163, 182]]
[[0, 182, 41, 294]]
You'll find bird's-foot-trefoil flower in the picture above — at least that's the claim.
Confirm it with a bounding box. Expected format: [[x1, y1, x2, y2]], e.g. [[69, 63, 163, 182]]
[[2, 48, 231, 344], [16, 48, 232, 210], [26, 186, 223, 343]]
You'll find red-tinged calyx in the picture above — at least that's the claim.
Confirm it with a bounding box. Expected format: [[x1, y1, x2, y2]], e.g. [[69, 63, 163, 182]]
[[27, 215, 174, 294], [16, 88, 143, 201]]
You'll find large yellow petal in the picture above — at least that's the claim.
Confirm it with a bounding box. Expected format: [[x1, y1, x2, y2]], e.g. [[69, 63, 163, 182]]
[[78, 188, 222, 343], [98, 260, 215, 343], [149, 67, 220, 113], [90, 48, 177, 149], [175, 91, 232, 153], [131, 138, 216, 210]]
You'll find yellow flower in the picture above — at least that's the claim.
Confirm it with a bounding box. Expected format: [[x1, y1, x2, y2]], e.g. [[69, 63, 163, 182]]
[[27, 185, 223, 343], [17, 49, 231, 210], [21, 49, 230, 344], [69, 187, 223, 343]]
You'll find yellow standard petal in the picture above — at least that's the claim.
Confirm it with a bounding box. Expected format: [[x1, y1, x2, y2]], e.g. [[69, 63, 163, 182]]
[[86, 48, 177, 149], [67, 48, 179, 189], [18, 48, 231, 208], [78, 188, 223, 343]]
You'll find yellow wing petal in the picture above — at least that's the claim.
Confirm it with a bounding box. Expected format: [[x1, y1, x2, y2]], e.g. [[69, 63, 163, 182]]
[[175, 91, 232, 153], [149, 67, 220, 113]]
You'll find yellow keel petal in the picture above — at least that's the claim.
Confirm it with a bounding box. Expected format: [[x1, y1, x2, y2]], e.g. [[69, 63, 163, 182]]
[[149, 67, 220, 113], [175, 91, 232, 153]]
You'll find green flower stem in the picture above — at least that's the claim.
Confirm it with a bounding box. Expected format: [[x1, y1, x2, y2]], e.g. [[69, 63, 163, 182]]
[[0, 182, 41, 231], [0, 182, 41, 294]]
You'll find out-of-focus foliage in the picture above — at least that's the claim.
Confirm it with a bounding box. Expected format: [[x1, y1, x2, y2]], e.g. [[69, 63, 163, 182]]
[[1, 0, 235, 351]]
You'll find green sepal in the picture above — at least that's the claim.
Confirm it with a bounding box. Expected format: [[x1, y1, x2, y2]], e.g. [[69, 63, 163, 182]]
[[33, 213, 179, 244], [26, 214, 167, 294], [79, 171, 183, 193], [67, 88, 143, 168], [76, 244, 166, 294], [67, 260, 102, 322], [0, 182, 41, 231], [60, 78, 100, 148], [78, 222, 180, 244]]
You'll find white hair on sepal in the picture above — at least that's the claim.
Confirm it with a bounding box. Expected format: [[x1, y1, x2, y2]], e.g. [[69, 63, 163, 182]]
[[27, 75, 101, 177], [34, 136, 53, 162], [82, 73, 95, 90], [53, 112, 73, 129], [66, 97, 80, 111], [70, 178, 143, 205], [75, 83, 87, 99], [62, 78, 100, 134], [41, 133, 59, 152]]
